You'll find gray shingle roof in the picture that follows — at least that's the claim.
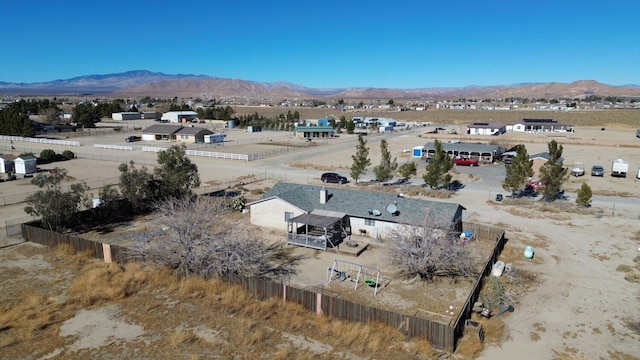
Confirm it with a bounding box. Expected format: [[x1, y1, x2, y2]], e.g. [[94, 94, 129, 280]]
[[142, 124, 184, 134], [530, 152, 564, 163], [258, 182, 464, 227], [176, 127, 213, 135]]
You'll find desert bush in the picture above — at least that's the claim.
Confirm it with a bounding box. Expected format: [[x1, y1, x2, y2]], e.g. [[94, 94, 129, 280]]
[[61, 150, 75, 160], [480, 276, 505, 311], [386, 215, 480, 281], [39, 149, 57, 163], [126, 196, 303, 280]]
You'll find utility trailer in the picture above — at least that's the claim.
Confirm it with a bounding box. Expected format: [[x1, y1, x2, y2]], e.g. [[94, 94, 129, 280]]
[[611, 159, 629, 178], [570, 162, 585, 177]]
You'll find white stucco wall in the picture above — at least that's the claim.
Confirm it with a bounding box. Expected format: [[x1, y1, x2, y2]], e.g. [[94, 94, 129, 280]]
[[249, 198, 305, 232], [350, 217, 402, 240]]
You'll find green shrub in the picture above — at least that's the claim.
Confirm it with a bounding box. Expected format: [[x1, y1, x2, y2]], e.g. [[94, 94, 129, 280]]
[[61, 150, 75, 160], [39, 149, 57, 163]]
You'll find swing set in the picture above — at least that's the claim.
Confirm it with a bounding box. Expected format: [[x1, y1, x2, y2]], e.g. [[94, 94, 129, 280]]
[[327, 259, 383, 296]]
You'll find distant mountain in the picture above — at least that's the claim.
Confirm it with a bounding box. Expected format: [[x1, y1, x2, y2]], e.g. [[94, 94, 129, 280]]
[[0, 70, 209, 95], [1, 71, 638, 100]]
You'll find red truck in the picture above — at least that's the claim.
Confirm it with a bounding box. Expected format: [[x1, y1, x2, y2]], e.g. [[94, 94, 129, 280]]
[[452, 157, 479, 166]]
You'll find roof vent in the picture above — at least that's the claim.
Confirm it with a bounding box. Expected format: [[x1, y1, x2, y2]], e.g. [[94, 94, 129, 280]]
[[372, 209, 382, 216], [386, 203, 398, 215]]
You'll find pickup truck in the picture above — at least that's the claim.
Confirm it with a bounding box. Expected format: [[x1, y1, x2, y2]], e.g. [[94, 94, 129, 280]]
[[453, 157, 479, 166]]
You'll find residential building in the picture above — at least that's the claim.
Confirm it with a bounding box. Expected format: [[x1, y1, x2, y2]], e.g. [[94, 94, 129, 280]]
[[248, 182, 465, 249]]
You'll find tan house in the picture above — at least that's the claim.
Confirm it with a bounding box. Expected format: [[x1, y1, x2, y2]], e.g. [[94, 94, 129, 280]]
[[529, 152, 564, 177], [176, 127, 214, 144], [141, 124, 212, 143]]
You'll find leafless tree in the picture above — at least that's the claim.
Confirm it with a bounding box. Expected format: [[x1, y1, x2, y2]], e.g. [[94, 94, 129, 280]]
[[385, 213, 479, 281], [126, 196, 302, 280]]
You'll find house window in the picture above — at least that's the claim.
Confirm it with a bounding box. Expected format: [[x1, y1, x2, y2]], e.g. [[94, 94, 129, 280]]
[[284, 212, 293, 222], [364, 219, 375, 226], [180, 135, 189, 140]]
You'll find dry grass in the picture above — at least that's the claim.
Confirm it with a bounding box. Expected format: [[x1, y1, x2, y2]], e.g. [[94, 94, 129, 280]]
[[237, 107, 640, 129], [454, 326, 484, 358], [1, 244, 442, 359]]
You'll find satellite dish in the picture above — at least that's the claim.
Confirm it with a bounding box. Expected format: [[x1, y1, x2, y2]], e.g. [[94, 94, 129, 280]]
[[372, 209, 382, 216], [386, 203, 398, 215]]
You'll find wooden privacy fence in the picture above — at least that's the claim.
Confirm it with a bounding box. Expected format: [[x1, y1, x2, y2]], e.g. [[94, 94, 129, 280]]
[[22, 223, 104, 260], [20, 221, 506, 353], [452, 223, 507, 345]]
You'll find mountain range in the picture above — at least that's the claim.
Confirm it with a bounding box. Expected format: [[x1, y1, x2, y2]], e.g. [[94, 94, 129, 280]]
[[1, 70, 638, 100]]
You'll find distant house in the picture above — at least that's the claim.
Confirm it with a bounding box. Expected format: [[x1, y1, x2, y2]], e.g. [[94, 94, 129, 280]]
[[529, 152, 564, 177], [141, 124, 214, 143], [507, 119, 574, 133], [141, 124, 184, 142], [293, 125, 335, 139], [161, 111, 199, 123], [467, 121, 506, 135], [176, 126, 214, 143], [248, 182, 465, 249]]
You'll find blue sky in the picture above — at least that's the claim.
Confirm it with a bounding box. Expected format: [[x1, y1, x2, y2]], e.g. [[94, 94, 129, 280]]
[[1, 0, 638, 88]]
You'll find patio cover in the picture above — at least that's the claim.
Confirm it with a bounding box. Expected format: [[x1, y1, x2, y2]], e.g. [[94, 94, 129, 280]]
[[289, 210, 346, 228]]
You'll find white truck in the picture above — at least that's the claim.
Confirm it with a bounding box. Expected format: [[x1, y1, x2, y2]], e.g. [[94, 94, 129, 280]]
[[611, 159, 629, 178], [570, 162, 585, 177]]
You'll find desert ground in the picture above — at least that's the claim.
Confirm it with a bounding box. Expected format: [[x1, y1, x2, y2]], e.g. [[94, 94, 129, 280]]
[[1, 111, 640, 359]]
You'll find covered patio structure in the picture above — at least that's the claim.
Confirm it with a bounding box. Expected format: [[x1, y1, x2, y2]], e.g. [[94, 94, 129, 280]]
[[287, 210, 351, 251]]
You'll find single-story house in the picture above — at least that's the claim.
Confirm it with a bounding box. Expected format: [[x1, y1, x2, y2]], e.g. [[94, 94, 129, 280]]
[[506, 119, 574, 133], [161, 111, 199, 123], [176, 127, 214, 144], [0, 154, 16, 173], [412, 142, 504, 163], [293, 125, 335, 139], [141, 124, 184, 142], [467, 121, 506, 135], [248, 182, 465, 250], [529, 152, 564, 177]]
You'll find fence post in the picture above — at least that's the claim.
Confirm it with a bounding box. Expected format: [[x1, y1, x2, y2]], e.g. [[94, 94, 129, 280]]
[[283, 283, 287, 305], [103, 243, 112, 263], [316, 293, 322, 315]]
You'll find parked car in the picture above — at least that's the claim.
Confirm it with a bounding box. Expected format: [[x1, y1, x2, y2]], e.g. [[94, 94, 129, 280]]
[[452, 157, 479, 166], [125, 136, 142, 142], [510, 185, 538, 198], [321, 172, 347, 184], [527, 180, 545, 190], [591, 165, 604, 177]]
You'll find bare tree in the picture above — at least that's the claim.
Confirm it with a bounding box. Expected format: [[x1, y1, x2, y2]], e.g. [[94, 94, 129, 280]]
[[127, 196, 302, 280], [385, 212, 479, 281]]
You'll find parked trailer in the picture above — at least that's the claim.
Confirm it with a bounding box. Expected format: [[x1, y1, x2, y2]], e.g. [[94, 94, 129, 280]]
[[611, 159, 629, 178], [571, 162, 585, 177]]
